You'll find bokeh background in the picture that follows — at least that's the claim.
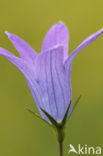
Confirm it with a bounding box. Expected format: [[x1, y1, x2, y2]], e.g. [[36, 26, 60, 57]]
[[0, 0, 103, 156]]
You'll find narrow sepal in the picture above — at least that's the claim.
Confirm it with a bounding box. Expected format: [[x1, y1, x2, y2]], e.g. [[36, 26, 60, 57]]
[[41, 107, 65, 142], [26, 107, 51, 126], [69, 95, 82, 119], [40, 107, 58, 128], [62, 101, 71, 126]]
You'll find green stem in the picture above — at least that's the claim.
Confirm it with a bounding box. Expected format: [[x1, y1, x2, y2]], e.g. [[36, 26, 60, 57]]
[[57, 124, 64, 156], [59, 140, 63, 156]]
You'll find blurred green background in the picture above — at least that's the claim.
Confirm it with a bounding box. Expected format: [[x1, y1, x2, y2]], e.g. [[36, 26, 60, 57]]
[[0, 0, 103, 156]]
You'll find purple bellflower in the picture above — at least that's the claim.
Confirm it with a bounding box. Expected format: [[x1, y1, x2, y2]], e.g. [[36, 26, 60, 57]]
[[0, 23, 103, 152], [0, 22, 103, 123]]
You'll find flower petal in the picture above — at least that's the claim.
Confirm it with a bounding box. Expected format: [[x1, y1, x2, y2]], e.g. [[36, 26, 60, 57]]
[[0, 48, 48, 120], [63, 29, 103, 119], [34, 45, 70, 121], [41, 21, 69, 61], [64, 28, 103, 68], [5, 31, 37, 63]]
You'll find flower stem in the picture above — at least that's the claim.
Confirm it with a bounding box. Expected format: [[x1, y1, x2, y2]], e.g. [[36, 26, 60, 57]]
[[57, 124, 64, 156], [59, 140, 63, 156]]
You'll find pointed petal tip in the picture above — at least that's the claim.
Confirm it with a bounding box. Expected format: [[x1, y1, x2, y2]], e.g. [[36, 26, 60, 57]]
[[58, 20, 64, 25], [100, 28, 103, 33], [4, 31, 11, 38], [96, 28, 103, 36], [64, 28, 103, 69], [57, 21, 67, 27]]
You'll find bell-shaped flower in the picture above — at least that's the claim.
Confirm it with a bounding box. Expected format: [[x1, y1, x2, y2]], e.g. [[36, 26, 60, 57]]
[[0, 22, 103, 123]]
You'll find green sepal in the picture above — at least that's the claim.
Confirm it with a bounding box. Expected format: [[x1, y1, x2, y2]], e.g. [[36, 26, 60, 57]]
[[27, 95, 81, 143], [40, 108, 58, 128], [40, 101, 71, 142], [69, 94, 82, 120], [40, 107, 65, 142], [26, 107, 51, 127], [61, 101, 71, 126]]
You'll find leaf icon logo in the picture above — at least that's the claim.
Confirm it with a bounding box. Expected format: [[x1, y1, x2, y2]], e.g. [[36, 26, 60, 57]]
[[68, 144, 78, 154]]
